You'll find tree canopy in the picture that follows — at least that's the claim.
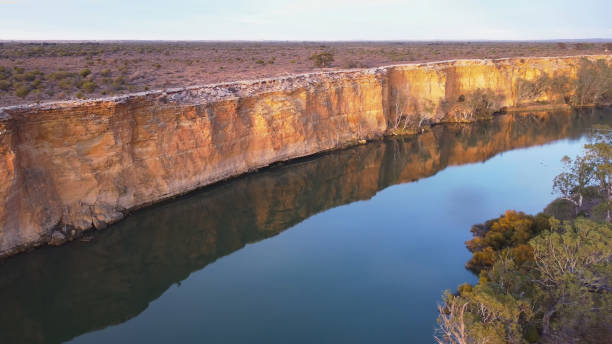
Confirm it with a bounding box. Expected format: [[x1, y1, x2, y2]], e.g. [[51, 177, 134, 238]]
[[435, 125, 612, 343]]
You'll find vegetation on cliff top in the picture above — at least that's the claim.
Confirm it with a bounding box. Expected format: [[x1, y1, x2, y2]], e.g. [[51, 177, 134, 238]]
[[435, 126, 612, 343], [0, 41, 610, 107]]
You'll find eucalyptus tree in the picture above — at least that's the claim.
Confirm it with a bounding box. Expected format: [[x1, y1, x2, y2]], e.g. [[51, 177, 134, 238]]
[[552, 155, 594, 214]]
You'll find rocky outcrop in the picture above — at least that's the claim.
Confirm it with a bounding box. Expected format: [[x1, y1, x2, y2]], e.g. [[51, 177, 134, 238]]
[[0, 55, 610, 257]]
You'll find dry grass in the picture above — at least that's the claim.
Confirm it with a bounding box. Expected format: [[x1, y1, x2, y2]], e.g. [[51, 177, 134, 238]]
[[0, 41, 610, 107]]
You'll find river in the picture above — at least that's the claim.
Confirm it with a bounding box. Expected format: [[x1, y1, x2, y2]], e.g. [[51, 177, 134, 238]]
[[1, 108, 610, 344]]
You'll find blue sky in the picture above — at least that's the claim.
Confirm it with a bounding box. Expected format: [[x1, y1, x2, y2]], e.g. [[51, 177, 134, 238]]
[[1, 0, 610, 40]]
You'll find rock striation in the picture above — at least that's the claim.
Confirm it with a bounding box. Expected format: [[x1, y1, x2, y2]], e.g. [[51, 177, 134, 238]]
[[0, 55, 610, 257]]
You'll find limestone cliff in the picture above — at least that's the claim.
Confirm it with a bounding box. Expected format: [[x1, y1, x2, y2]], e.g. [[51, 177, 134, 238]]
[[0, 55, 610, 257]]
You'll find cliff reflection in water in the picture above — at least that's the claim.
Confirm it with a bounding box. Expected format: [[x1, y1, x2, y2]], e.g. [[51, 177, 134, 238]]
[[0, 108, 610, 344]]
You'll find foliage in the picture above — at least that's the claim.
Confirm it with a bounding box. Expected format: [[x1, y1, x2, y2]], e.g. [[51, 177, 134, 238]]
[[584, 125, 612, 221], [552, 125, 612, 221], [0, 80, 10, 91], [388, 90, 436, 134], [439, 89, 503, 122], [80, 80, 98, 93], [437, 131, 612, 343], [309, 52, 334, 67], [513, 59, 611, 107], [14, 84, 31, 98], [80, 69, 91, 78], [552, 155, 595, 213], [436, 219, 612, 344], [465, 210, 550, 273], [516, 74, 552, 103], [465, 89, 503, 119], [0, 66, 11, 80], [570, 58, 612, 107]]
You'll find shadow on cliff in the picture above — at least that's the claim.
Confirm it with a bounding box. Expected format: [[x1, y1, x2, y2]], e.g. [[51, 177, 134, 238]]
[[0, 108, 610, 344]]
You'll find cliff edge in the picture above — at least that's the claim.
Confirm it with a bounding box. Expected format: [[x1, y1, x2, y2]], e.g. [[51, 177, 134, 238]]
[[0, 55, 610, 257]]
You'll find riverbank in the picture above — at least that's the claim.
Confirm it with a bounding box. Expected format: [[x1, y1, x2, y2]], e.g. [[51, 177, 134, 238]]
[[1, 55, 611, 257]]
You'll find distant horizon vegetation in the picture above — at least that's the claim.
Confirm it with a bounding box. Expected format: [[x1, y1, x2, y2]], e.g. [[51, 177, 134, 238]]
[[1, 40, 610, 107], [2, 39, 612, 43]]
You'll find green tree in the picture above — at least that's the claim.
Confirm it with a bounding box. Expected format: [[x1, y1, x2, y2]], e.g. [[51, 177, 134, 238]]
[[584, 126, 612, 221], [530, 219, 612, 341], [552, 155, 594, 213], [551, 125, 611, 221], [436, 219, 611, 344], [309, 52, 334, 67]]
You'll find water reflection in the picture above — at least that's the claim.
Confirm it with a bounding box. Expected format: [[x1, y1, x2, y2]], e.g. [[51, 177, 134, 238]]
[[0, 108, 610, 344]]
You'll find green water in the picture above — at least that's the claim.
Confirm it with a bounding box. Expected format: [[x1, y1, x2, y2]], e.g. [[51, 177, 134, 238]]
[[0, 108, 610, 344]]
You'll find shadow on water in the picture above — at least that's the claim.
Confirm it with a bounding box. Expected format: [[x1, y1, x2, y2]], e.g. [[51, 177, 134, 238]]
[[0, 108, 611, 343]]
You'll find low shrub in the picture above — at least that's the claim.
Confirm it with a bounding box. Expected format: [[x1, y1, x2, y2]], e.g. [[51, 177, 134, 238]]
[[80, 68, 91, 78], [80, 80, 97, 93], [15, 84, 31, 98], [439, 89, 503, 122], [0, 66, 11, 80], [0, 80, 10, 91], [309, 52, 334, 67], [49, 71, 74, 80]]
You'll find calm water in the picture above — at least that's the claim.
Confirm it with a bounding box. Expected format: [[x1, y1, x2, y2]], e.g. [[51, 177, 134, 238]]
[[1, 109, 611, 344]]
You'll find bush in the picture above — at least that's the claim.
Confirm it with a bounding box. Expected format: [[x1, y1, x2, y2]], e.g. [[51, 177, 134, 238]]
[[23, 70, 41, 82], [57, 79, 73, 90], [345, 60, 368, 69], [15, 84, 31, 98], [465, 210, 550, 272], [80, 80, 97, 93], [0, 66, 11, 80], [80, 68, 91, 78], [111, 76, 126, 90], [309, 52, 334, 67], [516, 74, 551, 102], [574, 43, 590, 50], [439, 89, 503, 122], [0, 80, 10, 91], [49, 71, 74, 80], [570, 58, 612, 106]]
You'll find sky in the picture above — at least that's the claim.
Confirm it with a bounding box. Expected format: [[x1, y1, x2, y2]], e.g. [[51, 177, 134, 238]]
[[1, 0, 611, 41]]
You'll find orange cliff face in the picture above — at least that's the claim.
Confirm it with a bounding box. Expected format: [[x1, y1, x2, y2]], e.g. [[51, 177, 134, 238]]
[[0, 55, 610, 257]]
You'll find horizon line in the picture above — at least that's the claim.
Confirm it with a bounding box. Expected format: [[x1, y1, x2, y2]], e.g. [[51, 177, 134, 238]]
[[1, 38, 612, 43]]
